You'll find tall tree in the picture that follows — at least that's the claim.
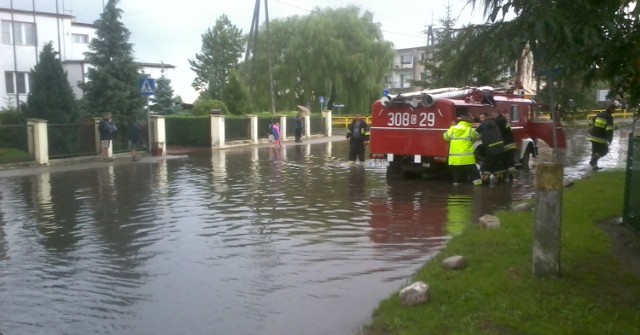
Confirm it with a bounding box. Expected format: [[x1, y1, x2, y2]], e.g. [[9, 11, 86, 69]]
[[25, 42, 77, 123], [222, 69, 252, 115], [247, 6, 394, 113], [466, 0, 640, 106], [81, 0, 144, 128], [420, 5, 459, 88], [150, 74, 178, 115], [189, 14, 244, 100]]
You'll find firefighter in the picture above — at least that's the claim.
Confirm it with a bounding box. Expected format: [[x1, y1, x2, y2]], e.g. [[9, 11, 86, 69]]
[[346, 114, 370, 164], [443, 113, 482, 186], [476, 112, 505, 184], [588, 102, 616, 170], [492, 110, 517, 180]]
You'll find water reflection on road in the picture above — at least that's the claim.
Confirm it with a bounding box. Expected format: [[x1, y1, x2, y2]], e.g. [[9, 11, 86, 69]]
[[0, 127, 630, 335]]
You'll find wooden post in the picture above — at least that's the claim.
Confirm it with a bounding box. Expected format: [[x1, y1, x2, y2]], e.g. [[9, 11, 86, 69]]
[[533, 163, 563, 277]]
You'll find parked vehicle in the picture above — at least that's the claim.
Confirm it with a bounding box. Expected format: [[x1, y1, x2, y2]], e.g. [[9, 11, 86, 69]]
[[369, 86, 567, 178]]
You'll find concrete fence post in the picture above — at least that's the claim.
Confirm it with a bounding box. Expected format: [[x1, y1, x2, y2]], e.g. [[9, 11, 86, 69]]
[[533, 163, 564, 277], [304, 114, 311, 139], [248, 115, 258, 144], [279, 115, 287, 140], [209, 113, 226, 148], [322, 110, 332, 137], [93, 117, 102, 155], [150, 115, 166, 156], [27, 119, 49, 165]]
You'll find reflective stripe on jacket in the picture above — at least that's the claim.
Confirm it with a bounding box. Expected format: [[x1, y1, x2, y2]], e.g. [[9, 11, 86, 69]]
[[443, 121, 478, 166], [588, 111, 614, 144]]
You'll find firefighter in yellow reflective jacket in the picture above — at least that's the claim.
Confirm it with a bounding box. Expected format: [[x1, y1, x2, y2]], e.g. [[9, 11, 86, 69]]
[[588, 103, 615, 170], [443, 113, 482, 185], [346, 114, 370, 164]]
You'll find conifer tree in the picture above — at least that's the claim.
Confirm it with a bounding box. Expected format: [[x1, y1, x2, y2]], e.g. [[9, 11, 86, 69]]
[[150, 74, 177, 115], [222, 69, 252, 115], [26, 42, 77, 123], [81, 0, 144, 128]]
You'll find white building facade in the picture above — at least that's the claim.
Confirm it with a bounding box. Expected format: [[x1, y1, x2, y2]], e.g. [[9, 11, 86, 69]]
[[384, 46, 429, 94], [0, 8, 173, 110]]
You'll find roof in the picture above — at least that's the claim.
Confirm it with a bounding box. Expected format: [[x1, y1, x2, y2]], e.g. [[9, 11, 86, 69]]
[[0, 7, 74, 19], [63, 60, 176, 69]]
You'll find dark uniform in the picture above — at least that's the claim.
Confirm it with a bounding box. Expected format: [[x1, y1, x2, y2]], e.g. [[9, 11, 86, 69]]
[[346, 116, 370, 163], [588, 104, 615, 170], [476, 114, 504, 183], [494, 112, 516, 179]]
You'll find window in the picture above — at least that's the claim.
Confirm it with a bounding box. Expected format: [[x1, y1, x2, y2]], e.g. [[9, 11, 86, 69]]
[[1, 20, 36, 46], [5, 72, 31, 94], [400, 54, 413, 64], [510, 105, 520, 122], [384, 75, 392, 84], [400, 74, 413, 88], [72, 33, 89, 43]]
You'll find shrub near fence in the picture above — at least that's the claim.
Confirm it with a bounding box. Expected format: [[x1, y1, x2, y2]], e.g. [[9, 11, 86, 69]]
[[0, 124, 29, 152], [165, 115, 210, 147], [225, 117, 251, 141], [47, 117, 97, 158]]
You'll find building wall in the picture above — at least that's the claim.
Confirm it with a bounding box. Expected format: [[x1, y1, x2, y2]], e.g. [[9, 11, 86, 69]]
[[385, 47, 428, 94], [0, 9, 172, 110]]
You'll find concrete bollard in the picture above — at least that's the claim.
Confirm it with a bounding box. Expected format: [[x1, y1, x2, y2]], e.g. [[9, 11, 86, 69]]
[[533, 163, 564, 277]]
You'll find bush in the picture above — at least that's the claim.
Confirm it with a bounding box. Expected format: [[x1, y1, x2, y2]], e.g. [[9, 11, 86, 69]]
[[165, 115, 210, 147], [192, 98, 228, 116]]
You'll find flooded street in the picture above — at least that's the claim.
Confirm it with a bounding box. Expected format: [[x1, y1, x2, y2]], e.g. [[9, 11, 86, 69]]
[[0, 126, 631, 335]]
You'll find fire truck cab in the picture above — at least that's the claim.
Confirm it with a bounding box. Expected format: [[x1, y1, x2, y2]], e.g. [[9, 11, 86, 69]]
[[369, 86, 566, 178]]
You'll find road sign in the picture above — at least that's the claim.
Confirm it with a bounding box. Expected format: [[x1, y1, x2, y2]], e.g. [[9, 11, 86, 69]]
[[139, 78, 155, 96]]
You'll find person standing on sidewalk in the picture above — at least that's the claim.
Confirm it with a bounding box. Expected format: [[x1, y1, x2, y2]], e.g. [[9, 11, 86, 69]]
[[295, 112, 304, 143], [588, 102, 616, 170], [129, 120, 143, 161], [99, 112, 117, 161]]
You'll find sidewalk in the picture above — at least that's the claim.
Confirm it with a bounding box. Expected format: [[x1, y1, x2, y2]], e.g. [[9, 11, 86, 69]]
[[0, 133, 348, 178]]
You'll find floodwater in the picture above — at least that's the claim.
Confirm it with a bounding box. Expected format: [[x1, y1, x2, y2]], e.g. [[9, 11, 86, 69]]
[[0, 127, 631, 335]]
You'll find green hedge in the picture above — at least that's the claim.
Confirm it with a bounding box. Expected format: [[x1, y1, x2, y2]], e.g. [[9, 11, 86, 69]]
[[165, 115, 211, 147]]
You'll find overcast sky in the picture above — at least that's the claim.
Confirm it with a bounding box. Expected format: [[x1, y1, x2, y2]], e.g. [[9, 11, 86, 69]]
[[3, 0, 486, 103]]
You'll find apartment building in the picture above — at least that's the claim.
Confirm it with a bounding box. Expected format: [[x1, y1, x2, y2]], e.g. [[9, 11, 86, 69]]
[[0, 7, 173, 110], [384, 46, 429, 94]]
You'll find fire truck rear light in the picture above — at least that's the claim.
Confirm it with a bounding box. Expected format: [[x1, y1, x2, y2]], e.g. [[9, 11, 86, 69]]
[[414, 155, 421, 163], [387, 154, 394, 161], [434, 157, 448, 163]]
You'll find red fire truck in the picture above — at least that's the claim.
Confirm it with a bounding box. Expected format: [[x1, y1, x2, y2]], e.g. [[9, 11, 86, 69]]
[[369, 86, 566, 178]]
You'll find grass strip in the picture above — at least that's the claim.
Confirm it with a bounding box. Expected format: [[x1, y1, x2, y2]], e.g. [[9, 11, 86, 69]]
[[362, 170, 640, 335]]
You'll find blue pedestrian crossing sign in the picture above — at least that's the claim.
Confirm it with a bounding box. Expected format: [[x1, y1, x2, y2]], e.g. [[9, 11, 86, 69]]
[[139, 78, 155, 96]]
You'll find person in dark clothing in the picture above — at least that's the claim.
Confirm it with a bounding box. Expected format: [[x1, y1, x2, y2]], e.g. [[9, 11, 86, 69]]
[[492, 110, 516, 180], [476, 112, 504, 183], [346, 114, 370, 164], [98, 112, 117, 161], [295, 112, 304, 142], [129, 120, 143, 161], [588, 103, 616, 170]]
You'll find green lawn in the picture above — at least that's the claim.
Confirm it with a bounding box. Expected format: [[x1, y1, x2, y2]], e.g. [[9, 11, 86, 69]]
[[362, 171, 640, 335]]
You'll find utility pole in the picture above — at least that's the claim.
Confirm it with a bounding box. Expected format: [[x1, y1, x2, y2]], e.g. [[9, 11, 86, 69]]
[[246, 0, 276, 114]]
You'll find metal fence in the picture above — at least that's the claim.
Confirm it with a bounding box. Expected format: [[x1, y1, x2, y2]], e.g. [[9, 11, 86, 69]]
[[226, 118, 251, 141], [623, 134, 640, 231], [47, 122, 97, 159]]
